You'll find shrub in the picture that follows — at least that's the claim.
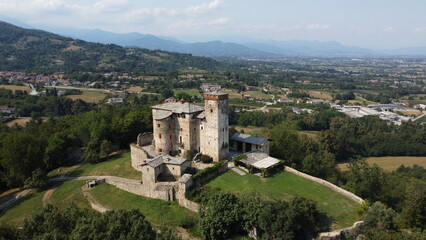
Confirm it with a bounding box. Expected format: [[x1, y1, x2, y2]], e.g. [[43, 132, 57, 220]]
[[232, 154, 247, 167], [200, 154, 213, 164]]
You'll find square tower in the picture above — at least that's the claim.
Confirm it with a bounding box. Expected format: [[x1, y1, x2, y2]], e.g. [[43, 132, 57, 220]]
[[200, 92, 229, 161]]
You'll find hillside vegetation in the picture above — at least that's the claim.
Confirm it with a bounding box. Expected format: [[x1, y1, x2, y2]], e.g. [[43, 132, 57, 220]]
[[0, 21, 219, 74]]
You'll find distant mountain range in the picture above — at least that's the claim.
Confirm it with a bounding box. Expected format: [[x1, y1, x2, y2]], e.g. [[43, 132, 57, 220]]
[[0, 21, 218, 73], [1, 16, 426, 58], [51, 28, 426, 58]]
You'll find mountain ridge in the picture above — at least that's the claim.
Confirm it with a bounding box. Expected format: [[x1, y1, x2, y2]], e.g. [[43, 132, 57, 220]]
[[0, 21, 219, 74]]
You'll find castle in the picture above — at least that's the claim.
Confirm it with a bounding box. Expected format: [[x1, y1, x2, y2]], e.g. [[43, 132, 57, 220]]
[[131, 92, 229, 184], [151, 92, 229, 162]]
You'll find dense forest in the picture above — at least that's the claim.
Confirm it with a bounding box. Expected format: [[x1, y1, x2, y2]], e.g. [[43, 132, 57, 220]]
[[0, 21, 220, 74]]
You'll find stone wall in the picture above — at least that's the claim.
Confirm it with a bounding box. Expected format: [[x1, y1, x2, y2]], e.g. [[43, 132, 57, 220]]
[[194, 160, 229, 186], [130, 144, 149, 171], [284, 166, 364, 204], [137, 132, 153, 146], [318, 221, 364, 240]]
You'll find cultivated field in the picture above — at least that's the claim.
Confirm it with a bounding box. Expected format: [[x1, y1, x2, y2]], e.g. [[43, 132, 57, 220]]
[[173, 88, 201, 97], [6, 118, 31, 127], [307, 90, 333, 100], [66, 89, 107, 103], [0, 84, 31, 92], [207, 171, 360, 230], [338, 156, 426, 171]]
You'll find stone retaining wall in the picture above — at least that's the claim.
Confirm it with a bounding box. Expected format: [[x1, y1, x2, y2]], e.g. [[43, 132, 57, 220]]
[[284, 166, 364, 204], [318, 221, 364, 240]]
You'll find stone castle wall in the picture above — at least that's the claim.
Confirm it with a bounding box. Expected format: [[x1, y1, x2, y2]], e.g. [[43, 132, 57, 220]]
[[130, 144, 149, 171], [284, 166, 364, 204]]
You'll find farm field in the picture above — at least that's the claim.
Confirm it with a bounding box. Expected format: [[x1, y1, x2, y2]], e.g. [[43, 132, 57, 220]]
[[66, 89, 108, 103], [207, 171, 360, 230], [68, 152, 141, 180], [307, 90, 333, 100], [338, 156, 426, 172], [0, 84, 31, 92], [6, 118, 31, 127], [173, 88, 201, 97]]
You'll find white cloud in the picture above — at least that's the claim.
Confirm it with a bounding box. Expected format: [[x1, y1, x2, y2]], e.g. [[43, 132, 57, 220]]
[[413, 27, 426, 33], [92, 0, 129, 13], [187, 0, 224, 14], [383, 27, 395, 33], [306, 24, 330, 30], [209, 17, 231, 25]]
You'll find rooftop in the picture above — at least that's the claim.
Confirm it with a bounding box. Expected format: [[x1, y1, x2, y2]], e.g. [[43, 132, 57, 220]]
[[231, 133, 270, 146], [151, 101, 204, 114], [241, 150, 281, 169], [145, 154, 188, 168]]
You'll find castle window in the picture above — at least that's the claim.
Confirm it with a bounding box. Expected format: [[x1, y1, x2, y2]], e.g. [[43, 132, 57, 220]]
[[159, 148, 162, 152], [157, 124, 161, 128], [210, 109, 213, 113], [179, 136, 183, 143], [159, 134, 162, 139], [180, 128, 183, 131], [147, 168, 149, 172], [200, 126, 204, 130], [182, 114, 186, 118]]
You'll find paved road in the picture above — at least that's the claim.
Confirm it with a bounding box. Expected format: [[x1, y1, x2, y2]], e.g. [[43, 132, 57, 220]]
[[413, 111, 426, 121]]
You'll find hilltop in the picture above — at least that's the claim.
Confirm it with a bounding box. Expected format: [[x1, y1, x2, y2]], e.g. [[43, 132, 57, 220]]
[[0, 21, 219, 74]]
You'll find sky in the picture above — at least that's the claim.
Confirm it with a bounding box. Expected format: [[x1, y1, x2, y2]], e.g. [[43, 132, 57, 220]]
[[0, 0, 425, 49]]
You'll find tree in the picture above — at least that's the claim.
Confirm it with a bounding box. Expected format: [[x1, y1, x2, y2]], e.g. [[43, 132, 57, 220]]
[[21, 205, 157, 240], [399, 179, 426, 230], [363, 202, 397, 231], [72, 209, 156, 240], [100, 139, 111, 160], [345, 160, 385, 202], [199, 191, 242, 240], [0, 131, 47, 187]]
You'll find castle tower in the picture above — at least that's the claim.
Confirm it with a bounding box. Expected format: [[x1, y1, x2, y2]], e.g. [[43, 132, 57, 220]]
[[200, 92, 229, 161]]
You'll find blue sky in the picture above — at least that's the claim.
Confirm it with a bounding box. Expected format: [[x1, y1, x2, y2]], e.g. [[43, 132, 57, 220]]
[[0, 0, 425, 48]]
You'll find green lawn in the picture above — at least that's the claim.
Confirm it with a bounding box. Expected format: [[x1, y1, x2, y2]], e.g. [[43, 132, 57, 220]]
[[207, 171, 360, 230], [66, 89, 108, 103], [50, 180, 90, 209], [0, 190, 45, 226], [88, 183, 197, 227], [173, 89, 201, 97], [69, 152, 141, 180]]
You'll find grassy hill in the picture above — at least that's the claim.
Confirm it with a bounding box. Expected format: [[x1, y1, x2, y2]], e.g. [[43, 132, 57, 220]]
[[0, 21, 219, 74], [207, 171, 360, 230]]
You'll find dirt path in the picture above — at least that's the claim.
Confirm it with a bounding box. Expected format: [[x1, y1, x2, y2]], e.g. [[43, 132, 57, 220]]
[[42, 188, 56, 206], [0, 189, 33, 210]]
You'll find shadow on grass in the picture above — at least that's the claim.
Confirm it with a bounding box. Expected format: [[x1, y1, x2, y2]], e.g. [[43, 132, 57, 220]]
[[318, 211, 334, 232]]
